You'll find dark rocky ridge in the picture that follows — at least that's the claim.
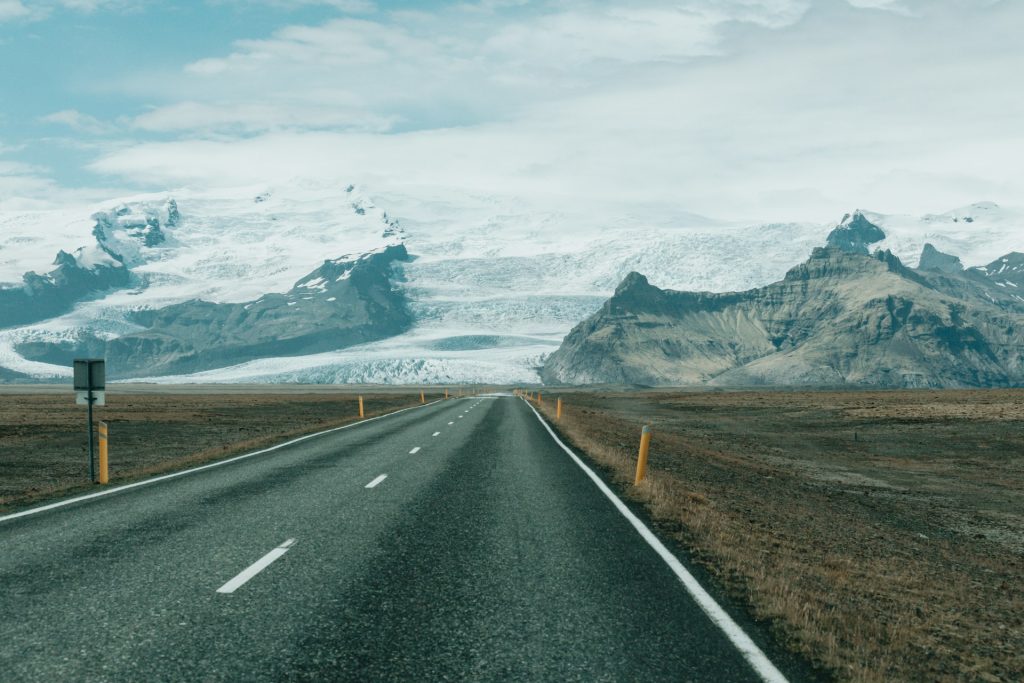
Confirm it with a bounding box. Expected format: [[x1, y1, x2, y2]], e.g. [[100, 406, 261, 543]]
[[0, 249, 131, 330], [971, 252, 1024, 290], [18, 245, 413, 378], [17, 244, 411, 376], [919, 243, 964, 273], [825, 211, 887, 254], [542, 246, 1024, 388], [0, 198, 181, 331]]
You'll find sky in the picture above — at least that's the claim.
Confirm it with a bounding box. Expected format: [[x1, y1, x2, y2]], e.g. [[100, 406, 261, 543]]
[[0, 0, 1021, 221]]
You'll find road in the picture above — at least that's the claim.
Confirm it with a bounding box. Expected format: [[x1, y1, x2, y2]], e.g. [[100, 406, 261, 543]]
[[1, 395, 791, 682]]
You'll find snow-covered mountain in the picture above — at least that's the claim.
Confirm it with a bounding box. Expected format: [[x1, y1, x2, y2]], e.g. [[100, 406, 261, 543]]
[[0, 179, 1020, 384]]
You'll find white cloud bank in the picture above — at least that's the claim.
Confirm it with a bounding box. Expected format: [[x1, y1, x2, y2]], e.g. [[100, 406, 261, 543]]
[[18, 0, 1024, 221], [0, 0, 27, 19]]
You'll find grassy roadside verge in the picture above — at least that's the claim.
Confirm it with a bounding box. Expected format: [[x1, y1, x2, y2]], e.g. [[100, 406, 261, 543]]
[[0, 390, 436, 515], [533, 390, 1024, 682]]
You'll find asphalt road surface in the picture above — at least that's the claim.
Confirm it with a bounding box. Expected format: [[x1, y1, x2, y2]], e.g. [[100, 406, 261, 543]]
[[1, 395, 792, 682]]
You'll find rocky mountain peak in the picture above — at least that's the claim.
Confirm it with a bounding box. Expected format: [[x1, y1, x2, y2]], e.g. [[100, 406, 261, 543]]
[[52, 250, 77, 268], [90, 200, 176, 266], [919, 243, 964, 273], [974, 251, 1024, 289], [608, 271, 672, 316], [783, 246, 910, 283], [826, 211, 886, 255], [165, 198, 181, 227], [542, 243, 1024, 388], [295, 244, 410, 292], [615, 271, 652, 295]]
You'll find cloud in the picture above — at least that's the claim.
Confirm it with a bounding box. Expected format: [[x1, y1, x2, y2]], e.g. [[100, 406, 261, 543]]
[[131, 100, 396, 133], [40, 109, 117, 135], [0, 0, 29, 20], [233, 0, 376, 12], [86, 0, 1024, 222], [0, 148, 63, 210], [845, 0, 912, 14], [482, 8, 724, 68], [0, 139, 127, 209], [121, 2, 812, 139], [0, 159, 46, 175], [8, 0, 1022, 221]]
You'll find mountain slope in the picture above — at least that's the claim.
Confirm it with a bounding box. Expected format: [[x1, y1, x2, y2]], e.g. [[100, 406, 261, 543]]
[[542, 247, 1024, 388], [0, 247, 130, 328], [1, 183, 1021, 384], [16, 246, 412, 378]]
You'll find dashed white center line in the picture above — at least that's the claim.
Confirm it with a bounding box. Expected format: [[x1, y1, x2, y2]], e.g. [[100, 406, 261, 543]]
[[432, 432, 441, 437], [365, 474, 388, 489], [448, 421, 454, 425], [216, 539, 295, 594], [409, 446, 421, 454]]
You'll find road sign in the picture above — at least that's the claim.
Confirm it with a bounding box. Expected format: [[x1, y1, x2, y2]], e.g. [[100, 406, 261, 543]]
[[76, 391, 105, 406], [73, 359, 105, 390], [73, 358, 106, 482]]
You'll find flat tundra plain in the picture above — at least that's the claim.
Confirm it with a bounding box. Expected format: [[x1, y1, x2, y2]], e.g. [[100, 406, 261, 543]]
[[0, 386, 430, 512], [1, 385, 1021, 681]]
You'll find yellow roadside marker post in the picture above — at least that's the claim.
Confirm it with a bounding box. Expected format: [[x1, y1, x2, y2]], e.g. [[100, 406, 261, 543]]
[[420, 390, 425, 404], [97, 421, 109, 485], [358, 396, 365, 419], [445, 388, 449, 399], [635, 425, 652, 485], [537, 392, 542, 405], [556, 398, 563, 420]]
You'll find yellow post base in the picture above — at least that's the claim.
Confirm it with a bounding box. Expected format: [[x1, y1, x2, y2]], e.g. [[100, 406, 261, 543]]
[[97, 421, 109, 485], [635, 425, 652, 485]]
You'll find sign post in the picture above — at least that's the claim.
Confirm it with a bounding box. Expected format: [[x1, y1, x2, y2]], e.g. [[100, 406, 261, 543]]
[[73, 359, 106, 483]]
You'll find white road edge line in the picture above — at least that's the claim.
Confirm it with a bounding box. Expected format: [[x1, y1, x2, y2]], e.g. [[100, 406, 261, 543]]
[[521, 398, 789, 683], [432, 432, 441, 437], [365, 474, 388, 489], [216, 538, 296, 594], [0, 399, 445, 524], [409, 446, 421, 454]]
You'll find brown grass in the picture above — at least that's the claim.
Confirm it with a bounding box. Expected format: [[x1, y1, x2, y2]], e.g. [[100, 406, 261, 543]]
[[535, 391, 1024, 683], [0, 390, 431, 513]]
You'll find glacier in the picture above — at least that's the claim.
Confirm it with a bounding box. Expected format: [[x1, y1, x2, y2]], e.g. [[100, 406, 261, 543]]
[[0, 178, 1021, 384]]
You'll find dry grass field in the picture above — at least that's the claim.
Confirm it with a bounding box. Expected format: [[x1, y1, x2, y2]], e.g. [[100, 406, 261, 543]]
[[536, 388, 1024, 683], [0, 387, 434, 513]]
